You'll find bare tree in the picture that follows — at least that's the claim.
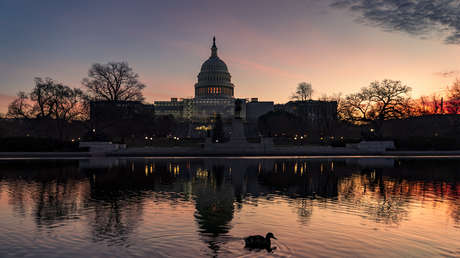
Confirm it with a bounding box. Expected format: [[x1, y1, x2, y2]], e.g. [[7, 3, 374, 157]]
[[414, 93, 444, 116], [7, 91, 32, 119], [340, 79, 412, 137], [82, 62, 146, 102], [30, 77, 58, 118], [48, 84, 86, 121], [6, 77, 88, 139], [416, 95, 431, 115], [292, 82, 313, 101], [340, 91, 373, 123], [446, 79, 460, 114], [430, 93, 444, 114], [341, 79, 411, 122], [24, 77, 87, 121], [47, 84, 87, 139]]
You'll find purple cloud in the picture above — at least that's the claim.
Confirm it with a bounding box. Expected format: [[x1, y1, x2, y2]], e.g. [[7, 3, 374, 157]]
[[331, 0, 460, 44]]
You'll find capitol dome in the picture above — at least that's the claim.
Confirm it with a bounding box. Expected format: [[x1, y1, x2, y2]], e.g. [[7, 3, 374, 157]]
[[195, 37, 235, 99]]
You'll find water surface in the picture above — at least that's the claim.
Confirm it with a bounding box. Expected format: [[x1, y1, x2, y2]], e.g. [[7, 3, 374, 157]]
[[0, 157, 459, 257]]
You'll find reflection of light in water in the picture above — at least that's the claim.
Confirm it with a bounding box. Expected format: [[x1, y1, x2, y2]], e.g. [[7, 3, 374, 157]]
[[0, 158, 458, 257], [331, 162, 334, 171], [166, 163, 180, 175], [338, 174, 410, 224], [144, 163, 156, 176], [196, 168, 209, 179], [173, 165, 179, 176]]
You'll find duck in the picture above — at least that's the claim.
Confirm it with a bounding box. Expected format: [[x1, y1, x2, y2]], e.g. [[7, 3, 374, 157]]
[[244, 232, 277, 249]]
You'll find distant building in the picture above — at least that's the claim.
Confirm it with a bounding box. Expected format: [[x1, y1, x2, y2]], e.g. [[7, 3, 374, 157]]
[[246, 98, 274, 122], [276, 100, 337, 123], [154, 98, 187, 119], [90, 100, 154, 121]]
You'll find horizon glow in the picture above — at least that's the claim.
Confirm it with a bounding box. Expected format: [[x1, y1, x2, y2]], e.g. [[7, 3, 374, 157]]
[[1, 0, 460, 113]]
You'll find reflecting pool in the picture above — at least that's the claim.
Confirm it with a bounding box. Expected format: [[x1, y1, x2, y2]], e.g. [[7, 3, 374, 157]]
[[0, 157, 458, 257]]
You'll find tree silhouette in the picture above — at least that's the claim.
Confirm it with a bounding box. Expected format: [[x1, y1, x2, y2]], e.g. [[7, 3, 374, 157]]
[[292, 82, 313, 101], [446, 79, 460, 114], [82, 62, 145, 102], [340, 79, 412, 137], [7, 78, 87, 139], [7, 91, 32, 119]]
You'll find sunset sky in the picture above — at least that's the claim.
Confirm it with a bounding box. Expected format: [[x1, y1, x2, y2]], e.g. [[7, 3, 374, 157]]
[[1, 0, 460, 112]]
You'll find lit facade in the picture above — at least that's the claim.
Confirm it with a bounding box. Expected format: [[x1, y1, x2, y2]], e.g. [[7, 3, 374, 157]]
[[154, 37, 256, 122]]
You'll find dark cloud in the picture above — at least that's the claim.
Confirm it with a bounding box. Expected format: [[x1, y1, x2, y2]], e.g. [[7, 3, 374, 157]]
[[331, 0, 460, 44], [435, 70, 460, 77]]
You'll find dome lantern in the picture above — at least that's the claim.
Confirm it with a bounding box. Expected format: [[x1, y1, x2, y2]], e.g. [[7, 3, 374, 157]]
[[211, 36, 218, 57]]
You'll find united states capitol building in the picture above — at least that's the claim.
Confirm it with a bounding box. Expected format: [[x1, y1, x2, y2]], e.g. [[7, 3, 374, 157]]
[[154, 38, 273, 123], [90, 38, 337, 135]]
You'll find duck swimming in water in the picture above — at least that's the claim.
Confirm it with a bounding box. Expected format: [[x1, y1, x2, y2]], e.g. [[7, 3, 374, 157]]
[[244, 232, 277, 249]]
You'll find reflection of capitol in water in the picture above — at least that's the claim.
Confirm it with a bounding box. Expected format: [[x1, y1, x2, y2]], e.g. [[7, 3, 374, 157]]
[[77, 157, 460, 227], [0, 158, 458, 257]]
